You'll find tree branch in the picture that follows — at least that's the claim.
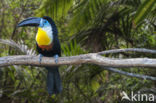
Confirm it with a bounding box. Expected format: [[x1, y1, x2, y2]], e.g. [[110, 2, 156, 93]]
[[1, 48, 156, 81], [0, 54, 156, 67]]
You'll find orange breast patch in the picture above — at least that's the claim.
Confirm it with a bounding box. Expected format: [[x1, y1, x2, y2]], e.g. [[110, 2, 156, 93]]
[[38, 43, 53, 51]]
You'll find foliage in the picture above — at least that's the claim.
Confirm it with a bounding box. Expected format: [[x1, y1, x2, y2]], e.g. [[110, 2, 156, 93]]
[[133, 0, 156, 26], [36, 0, 73, 20], [0, 0, 156, 103]]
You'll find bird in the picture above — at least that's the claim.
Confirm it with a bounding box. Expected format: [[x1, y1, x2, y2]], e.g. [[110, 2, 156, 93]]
[[17, 16, 62, 95]]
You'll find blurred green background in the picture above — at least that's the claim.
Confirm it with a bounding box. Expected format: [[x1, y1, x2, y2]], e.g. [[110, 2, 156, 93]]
[[0, 0, 156, 103]]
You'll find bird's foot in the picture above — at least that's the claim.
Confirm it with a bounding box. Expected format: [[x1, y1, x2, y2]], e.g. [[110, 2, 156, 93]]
[[54, 54, 59, 64], [39, 54, 43, 64]]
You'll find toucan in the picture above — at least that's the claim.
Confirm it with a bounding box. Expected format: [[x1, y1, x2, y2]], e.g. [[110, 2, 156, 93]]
[[17, 16, 62, 95]]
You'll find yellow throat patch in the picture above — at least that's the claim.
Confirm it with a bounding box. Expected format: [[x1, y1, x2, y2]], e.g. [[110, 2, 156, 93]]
[[36, 27, 51, 45]]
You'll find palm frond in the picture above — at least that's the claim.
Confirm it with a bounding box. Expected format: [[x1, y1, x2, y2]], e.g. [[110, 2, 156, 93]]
[[62, 40, 87, 56], [0, 39, 36, 55], [118, 0, 141, 8], [69, 0, 108, 33], [133, 0, 156, 27], [36, 0, 73, 20]]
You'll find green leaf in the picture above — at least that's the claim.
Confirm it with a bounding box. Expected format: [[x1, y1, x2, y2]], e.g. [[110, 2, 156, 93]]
[[91, 79, 100, 92], [133, 0, 156, 27]]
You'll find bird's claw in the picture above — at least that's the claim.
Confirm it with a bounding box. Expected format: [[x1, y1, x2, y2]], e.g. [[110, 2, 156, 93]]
[[54, 54, 59, 64], [39, 54, 43, 64]]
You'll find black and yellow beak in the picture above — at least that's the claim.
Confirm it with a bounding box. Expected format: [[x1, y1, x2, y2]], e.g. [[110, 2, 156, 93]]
[[17, 17, 41, 27]]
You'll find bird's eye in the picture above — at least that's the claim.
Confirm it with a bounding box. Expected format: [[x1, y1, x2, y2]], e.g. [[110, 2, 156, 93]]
[[42, 20, 47, 27]]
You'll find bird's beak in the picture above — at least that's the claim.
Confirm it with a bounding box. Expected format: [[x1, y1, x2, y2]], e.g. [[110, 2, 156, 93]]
[[17, 17, 41, 27]]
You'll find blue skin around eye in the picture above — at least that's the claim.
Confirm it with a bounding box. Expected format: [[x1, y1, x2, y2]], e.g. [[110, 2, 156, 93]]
[[44, 22, 51, 27], [39, 19, 51, 28]]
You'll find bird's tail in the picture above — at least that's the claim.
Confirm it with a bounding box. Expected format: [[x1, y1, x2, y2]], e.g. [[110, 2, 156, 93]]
[[45, 66, 62, 95]]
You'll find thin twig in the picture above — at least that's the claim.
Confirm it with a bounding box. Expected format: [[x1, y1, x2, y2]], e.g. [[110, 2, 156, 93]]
[[98, 48, 156, 55], [102, 67, 156, 81]]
